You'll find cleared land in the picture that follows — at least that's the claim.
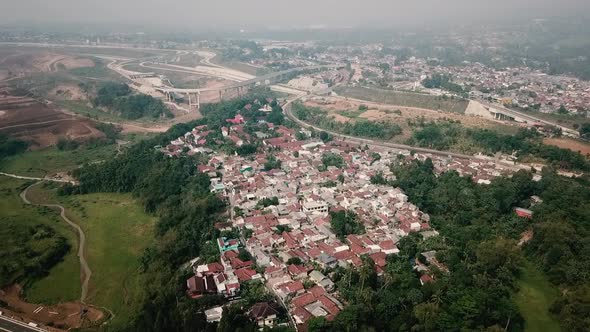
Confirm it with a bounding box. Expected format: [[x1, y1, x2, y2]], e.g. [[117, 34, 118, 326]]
[[514, 261, 562, 332], [335, 86, 469, 113], [544, 137, 590, 155], [0, 87, 108, 149]]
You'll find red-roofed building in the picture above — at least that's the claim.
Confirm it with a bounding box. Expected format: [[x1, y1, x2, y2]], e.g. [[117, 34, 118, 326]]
[[226, 114, 245, 124], [292, 293, 316, 308], [515, 207, 533, 219], [369, 252, 387, 268], [308, 285, 325, 298], [287, 264, 308, 280], [285, 280, 305, 294], [235, 267, 258, 282], [420, 274, 434, 285], [293, 307, 312, 324]]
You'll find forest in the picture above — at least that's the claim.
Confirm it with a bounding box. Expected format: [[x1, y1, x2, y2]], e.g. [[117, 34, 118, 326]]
[[0, 134, 29, 159], [93, 82, 173, 119]]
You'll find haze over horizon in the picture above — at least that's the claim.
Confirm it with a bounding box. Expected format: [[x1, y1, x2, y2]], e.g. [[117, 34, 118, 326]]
[[2, 0, 590, 32]]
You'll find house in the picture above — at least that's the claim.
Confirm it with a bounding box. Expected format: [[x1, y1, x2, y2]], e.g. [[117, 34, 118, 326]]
[[218, 238, 240, 252], [420, 274, 434, 286], [205, 306, 223, 322], [187, 274, 217, 298], [248, 302, 280, 328], [316, 253, 338, 269], [287, 264, 308, 280], [226, 114, 245, 124], [515, 207, 533, 219], [309, 270, 335, 291], [303, 201, 328, 214]]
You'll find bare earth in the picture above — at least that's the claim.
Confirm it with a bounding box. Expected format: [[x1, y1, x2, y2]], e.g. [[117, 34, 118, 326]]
[[544, 137, 590, 155], [0, 89, 104, 148], [0, 285, 104, 331]]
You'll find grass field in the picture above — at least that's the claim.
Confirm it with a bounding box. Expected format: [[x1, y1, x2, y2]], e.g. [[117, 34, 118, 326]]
[[335, 86, 469, 113], [514, 261, 562, 332], [0, 177, 80, 302], [0, 144, 117, 177], [27, 182, 156, 330]]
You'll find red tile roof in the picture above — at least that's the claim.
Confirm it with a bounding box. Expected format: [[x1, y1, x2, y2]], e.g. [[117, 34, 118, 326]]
[[292, 293, 316, 307]]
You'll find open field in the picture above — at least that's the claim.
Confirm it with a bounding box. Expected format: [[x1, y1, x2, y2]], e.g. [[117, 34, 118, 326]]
[[514, 261, 562, 332], [544, 137, 590, 155], [0, 178, 101, 330], [335, 86, 469, 113], [0, 144, 117, 177], [27, 183, 157, 330]]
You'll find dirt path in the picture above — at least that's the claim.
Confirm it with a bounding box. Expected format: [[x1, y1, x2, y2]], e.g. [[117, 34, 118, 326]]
[[19, 182, 91, 304], [0, 171, 75, 184]]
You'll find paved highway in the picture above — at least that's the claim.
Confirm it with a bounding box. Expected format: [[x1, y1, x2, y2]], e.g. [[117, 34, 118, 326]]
[[143, 63, 342, 94], [282, 96, 529, 172], [0, 316, 46, 332]]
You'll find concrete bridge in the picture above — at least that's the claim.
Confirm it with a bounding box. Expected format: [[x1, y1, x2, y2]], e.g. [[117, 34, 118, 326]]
[[154, 64, 342, 111], [465, 100, 580, 137]]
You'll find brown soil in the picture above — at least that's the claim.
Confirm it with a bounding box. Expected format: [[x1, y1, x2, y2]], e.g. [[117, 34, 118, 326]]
[[0, 285, 104, 331], [0, 89, 104, 148], [544, 137, 590, 155]]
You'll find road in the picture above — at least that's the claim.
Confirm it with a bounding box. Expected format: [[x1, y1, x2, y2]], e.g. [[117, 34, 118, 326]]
[[0, 119, 79, 131], [282, 97, 474, 160], [19, 182, 91, 304], [0, 172, 75, 184], [282, 96, 534, 173], [0, 316, 47, 332], [478, 100, 579, 136]]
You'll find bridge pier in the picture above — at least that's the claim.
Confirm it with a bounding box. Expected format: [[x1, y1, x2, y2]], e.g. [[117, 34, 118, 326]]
[[186, 92, 200, 112]]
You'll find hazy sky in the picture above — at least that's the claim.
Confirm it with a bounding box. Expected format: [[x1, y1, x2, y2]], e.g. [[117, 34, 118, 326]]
[[1, 0, 589, 31]]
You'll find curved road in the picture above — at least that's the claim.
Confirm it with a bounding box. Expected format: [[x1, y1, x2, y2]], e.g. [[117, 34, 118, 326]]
[[282, 97, 475, 160], [19, 182, 91, 304]]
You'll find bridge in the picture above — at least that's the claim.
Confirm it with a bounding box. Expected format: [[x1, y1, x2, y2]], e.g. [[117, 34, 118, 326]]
[[153, 64, 342, 111], [466, 100, 580, 138]]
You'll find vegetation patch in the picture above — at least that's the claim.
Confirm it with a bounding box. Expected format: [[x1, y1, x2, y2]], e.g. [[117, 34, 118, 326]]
[[94, 82, 173, 120], [514, 261, 562, 332]]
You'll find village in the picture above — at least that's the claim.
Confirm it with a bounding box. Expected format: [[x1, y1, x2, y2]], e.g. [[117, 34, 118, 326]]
[[159, 101, 532, 330]]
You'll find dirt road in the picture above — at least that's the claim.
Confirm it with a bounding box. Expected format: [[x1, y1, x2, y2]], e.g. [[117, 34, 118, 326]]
[[19, 182, 91, 304]]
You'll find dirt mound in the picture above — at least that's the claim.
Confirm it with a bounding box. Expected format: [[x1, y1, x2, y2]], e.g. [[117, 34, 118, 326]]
[[0, 285, 105, 331]]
